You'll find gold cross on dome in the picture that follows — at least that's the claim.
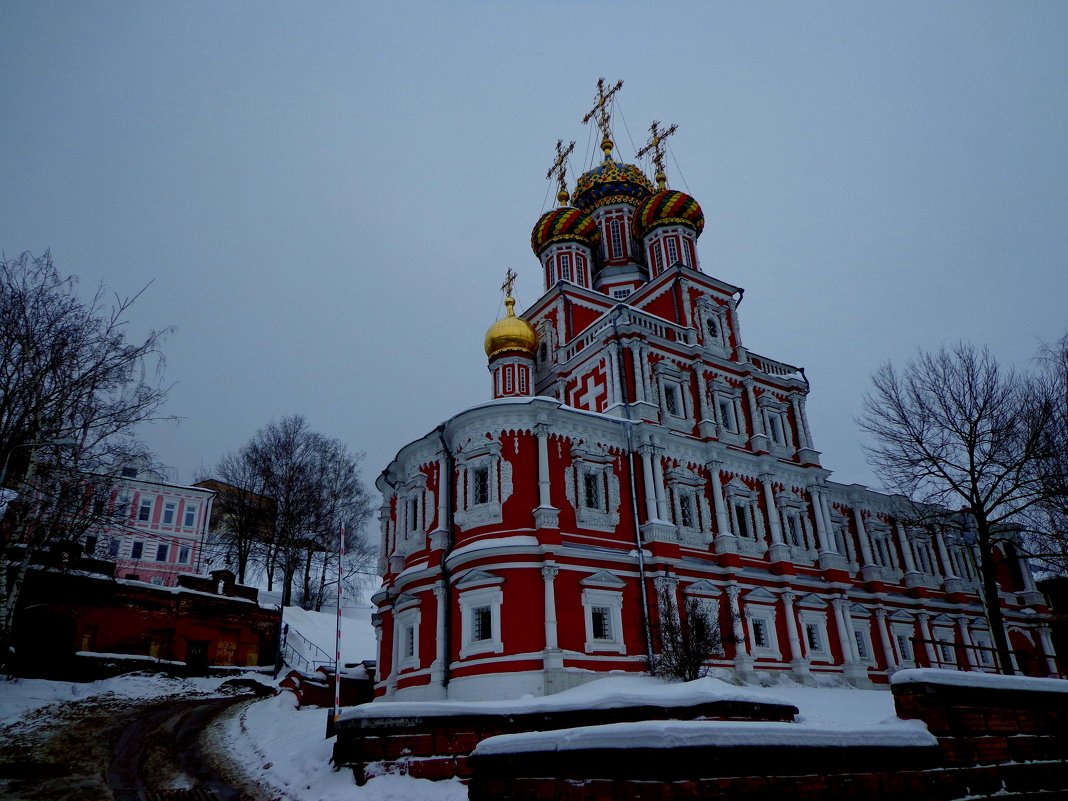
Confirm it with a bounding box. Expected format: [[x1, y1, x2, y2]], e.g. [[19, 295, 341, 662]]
[[582, 77, 624, 157], [546, 139, 576, 205], [636, 120, 678, 189], [501, 268, 518, 300]]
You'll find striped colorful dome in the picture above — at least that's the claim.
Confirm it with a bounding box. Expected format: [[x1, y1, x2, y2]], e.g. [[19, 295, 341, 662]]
[[636, 190, 705, 238], [572, 158, 654, 212], [530, 207, 600, 255]]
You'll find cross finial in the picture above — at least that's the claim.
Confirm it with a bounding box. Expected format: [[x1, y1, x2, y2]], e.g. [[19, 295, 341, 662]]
[[501, 268, 518, 300], [546, 139, 576, 206], [582, 77, 624, 159], [636, 120, 678, 190]]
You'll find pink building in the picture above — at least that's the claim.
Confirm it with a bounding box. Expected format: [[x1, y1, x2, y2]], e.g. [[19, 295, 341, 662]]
[[85, 470, 216, 587]]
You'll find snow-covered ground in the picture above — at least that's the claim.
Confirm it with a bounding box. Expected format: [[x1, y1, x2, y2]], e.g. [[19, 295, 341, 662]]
[[284, 603, 378, 667]]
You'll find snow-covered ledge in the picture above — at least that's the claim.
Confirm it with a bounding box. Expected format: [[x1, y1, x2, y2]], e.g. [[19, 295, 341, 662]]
[[890, 668, 1068, 694]]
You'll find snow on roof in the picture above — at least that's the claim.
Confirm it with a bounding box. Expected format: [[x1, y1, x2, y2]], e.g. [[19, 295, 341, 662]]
[[446, 535, 539, 562], [891, 668, 1068, 694], [473, 718, 937, 755], [342, 675, 787, 722]]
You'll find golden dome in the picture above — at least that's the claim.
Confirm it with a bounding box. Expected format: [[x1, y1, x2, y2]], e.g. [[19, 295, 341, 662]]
[[484, 295, 538, 359]]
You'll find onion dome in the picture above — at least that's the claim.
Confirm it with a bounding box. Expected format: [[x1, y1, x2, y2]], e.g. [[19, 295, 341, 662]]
[[484, 294, 538, 359], [530, 207, 600, 256], [572, 158, 655, 212], [636, 189, 705, 238]]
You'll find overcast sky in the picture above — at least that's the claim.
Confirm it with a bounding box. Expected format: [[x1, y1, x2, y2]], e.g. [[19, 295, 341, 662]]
[[2, 3, 1066, 520]]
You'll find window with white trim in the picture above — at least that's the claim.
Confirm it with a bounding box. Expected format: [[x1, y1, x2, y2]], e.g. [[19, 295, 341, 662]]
[[933, 627, 957, 666], [663, 383, 681, 417], [652, 242, 664, 275], [115, 492, 131, 519], [518, 368, 527, 394], [178, 545, 190, 564], [565, 445, 620, 532], [560, 252, 572, 282], [582, 585, 625, 653], [892, 624, 915, 667], [458, 580, 504, 659], [971, 631, 994, 667], [162, 501, 176, 526], [454, 442, 512, 531], [851, 618, 876, 665], [131, 541, 144, 560], [138, 498, 153, 523], [155, 543, 168, 562], [473, 466, 489, 504], [666, 237, 678, 265], [912, 537, 936, 575], [394, 598, 421, 671], [746, 605, 781, 659], [612, 288, 631, 300], [800, 611, 831, 661], [183, 505, 197, 528], [609, 219, 622, 258]]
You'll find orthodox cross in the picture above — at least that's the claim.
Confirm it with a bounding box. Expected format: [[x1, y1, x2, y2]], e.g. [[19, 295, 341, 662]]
[[636, 120, 678, 189], [582, 77, 624, 158], [501, 268, 519, 301], [546, 139, 576, 205]]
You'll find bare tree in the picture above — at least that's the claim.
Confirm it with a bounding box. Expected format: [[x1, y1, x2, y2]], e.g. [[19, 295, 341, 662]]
[[859, 343, 1061, 675], [195, 452, 274, 584], [212, 415, 373, 608], [0, 251, 171, 667], [649, 582, 729, 682]]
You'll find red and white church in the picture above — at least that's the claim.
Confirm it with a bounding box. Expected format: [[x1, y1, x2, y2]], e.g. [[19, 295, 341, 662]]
[[370, 84, 1058, 701]]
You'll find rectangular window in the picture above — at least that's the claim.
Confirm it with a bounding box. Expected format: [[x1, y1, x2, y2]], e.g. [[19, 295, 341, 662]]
[[409, 498, 419, 531], [183, 505, 196, 528], [592, 607, 613, 640], [896, 633, 913, 662], [108, 539, 120, 558], [664, 384, 680, 416], [666, 237, 678, 265], [583, 471, 602, 511], [609, 219, 622, 258], [612, 288, 630, 300], [473, 466, 490, 505], [652, 243, 664, 274], [505, 366, 514, 393], [939, 641, 955, 664], [805, 623, 822, 651], [734, 503, 752, 539], [85, 535, 98, 555], [138, 499, 152, 522], [131, 542, 144, 560], [854, 631, 869, 660], [473, 606, 492, 641], [560, 253, 572, 282], [752, 619, 769, 649], [404, 625, 415, 658], [115, 493, 131, 519], [576, 257, 587, 287], [162, 502, 176, 525], [786, 514, 803, 547], [518, 368, 527, 394], [155, 543, 169, 562], [679, 494, 695, 528], [178, 545, 190, 564], [718, 398, 736, 432], [92, 497, 106, 516]]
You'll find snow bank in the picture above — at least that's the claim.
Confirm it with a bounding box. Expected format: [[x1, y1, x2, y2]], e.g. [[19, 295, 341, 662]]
[[891, 667, 1068, 694], [212, 693, 467, 801], [342, 675, 787, 721], [473, 718, 936, 755], [284, 605, 378, 665]]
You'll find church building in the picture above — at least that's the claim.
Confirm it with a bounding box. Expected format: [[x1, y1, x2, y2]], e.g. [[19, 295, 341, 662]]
[[370, 82, 1057, 701]]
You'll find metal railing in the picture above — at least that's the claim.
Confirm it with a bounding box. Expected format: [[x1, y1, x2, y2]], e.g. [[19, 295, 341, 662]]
[[280, 623, 335, 673]]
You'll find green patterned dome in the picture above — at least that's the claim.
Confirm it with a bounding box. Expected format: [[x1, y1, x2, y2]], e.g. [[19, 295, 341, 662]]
[[530, 207, 600, 256], [636, 189, 705, 238], [572, 158, 654, 212]]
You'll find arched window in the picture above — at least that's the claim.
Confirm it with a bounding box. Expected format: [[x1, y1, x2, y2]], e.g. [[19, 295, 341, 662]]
[[609, 219, 623, 258]]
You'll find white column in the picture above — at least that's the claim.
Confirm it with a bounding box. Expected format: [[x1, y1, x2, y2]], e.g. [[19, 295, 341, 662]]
[[935, 528, 958, 578], [761, 474, 784, 546], [832, 599, 857, 665], [853, 508, 875, 567], [727, 585, 748, 656], [432, 582, 446, 677], [695, 367, 712, 422], [797, 395, 814, 449], [794, 395, 807, 452], [918, 612, 938, 667], [744, 378, 765, 437], [1019, 552, 1038, 592], [609, 346, 623, 406], [782, 592, 804, 663], [808, 487, 831, 552], [542, 564, 560, 652], [876, 608, 897, 670], [629, 342, 646, 404], [640, 447, 659, 523], [536, 425, 552, 508], [958, 617, 977, 670], [652, 451, 669, 521], [895, 522, 917, 573], [708, 461, 731, 537]]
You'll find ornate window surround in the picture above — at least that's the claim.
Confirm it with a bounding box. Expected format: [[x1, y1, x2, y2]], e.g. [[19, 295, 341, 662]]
[[454, 440, 513, 531], [564, 443, 621, 532], [393, 593, 421, 672], [890, 611, 917, 667], [797, 597, 832, 663], [653, 360, 693, 431], [709, 377, 745, 445], [849, 606, 877, 666], [724, 477, 767, 557], [743, 587, 781, 660], [667, 466, 713, 546], [776, 489, 817, 563], [695, 297, 729, 356]]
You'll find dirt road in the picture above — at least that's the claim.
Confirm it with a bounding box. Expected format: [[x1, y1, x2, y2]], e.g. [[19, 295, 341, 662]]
[[0, 687, 266, 801]]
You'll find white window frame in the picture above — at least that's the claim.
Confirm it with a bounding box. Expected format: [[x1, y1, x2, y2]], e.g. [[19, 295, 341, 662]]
[[745, 603, 781, 660], [581, 586, 625, 654], [178, 545, 191, 564], [458, 580, 504, 659], [183, 505, 197, 528], [162, 501, 176, 526], [891, 622, 916, 667], [851, 618, 876, 666], [155, 543, 169, 562], [933, 626, 957, 667], [564, 445, 620, 532], [724, 478, 767, 557], [609, 218, 623, 259], [130, 541, 144, 560], [800, 611, 831, 662], [454, 442, 511, 531], [667, 467, 713, 547], [394, 598, 422, 671], [970, 629, 995, 669], [137, 498, 153, 523]]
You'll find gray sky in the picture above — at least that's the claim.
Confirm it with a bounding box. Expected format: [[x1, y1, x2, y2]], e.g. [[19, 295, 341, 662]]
[[3, 3, 1066, 515]]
